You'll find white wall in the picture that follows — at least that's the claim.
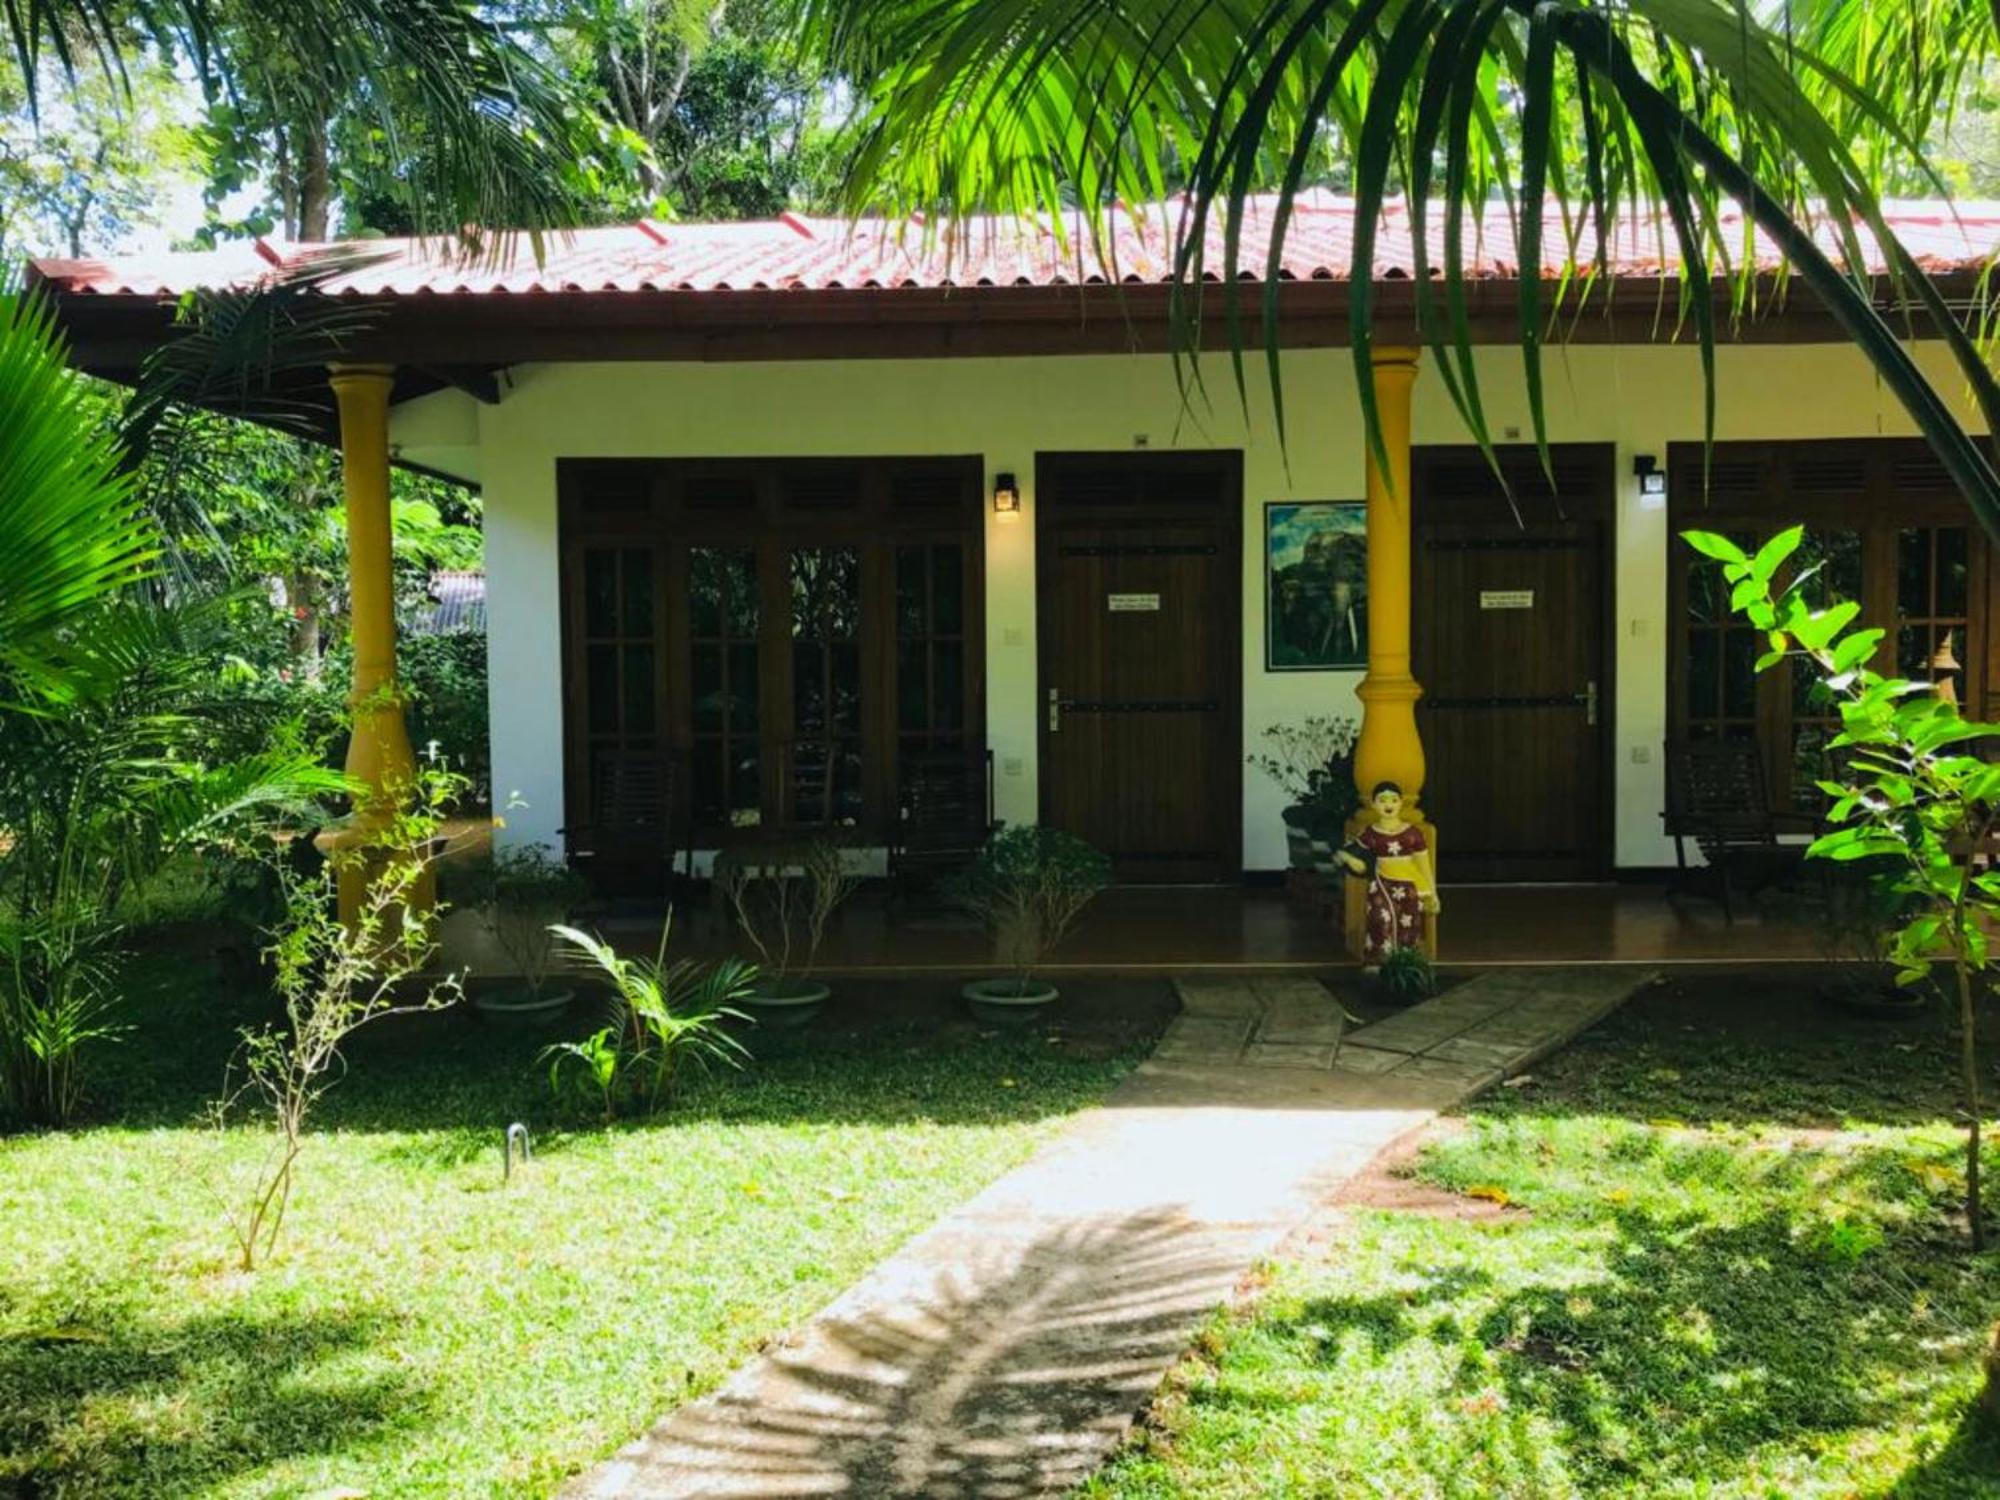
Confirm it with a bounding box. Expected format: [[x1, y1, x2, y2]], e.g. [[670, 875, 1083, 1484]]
[[400, 340, 1987, 873]]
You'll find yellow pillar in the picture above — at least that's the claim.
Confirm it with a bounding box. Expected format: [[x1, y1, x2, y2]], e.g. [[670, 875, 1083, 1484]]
[[324, 363, 425, 922], [1347, 346, 1437, 957], [1353, 347, 1425, 804]]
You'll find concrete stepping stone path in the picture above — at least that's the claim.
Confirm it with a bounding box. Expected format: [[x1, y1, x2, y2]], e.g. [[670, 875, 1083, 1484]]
[[564, 966, 1653, 1499]]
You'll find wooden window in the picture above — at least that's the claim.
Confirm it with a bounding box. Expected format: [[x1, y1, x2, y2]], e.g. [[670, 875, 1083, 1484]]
[[560, 457, 982, 848], [1681, 525, 1758, 747], [786, 545, 864, 826], [1896, 525, 1973, 697], [1784, 527, 1864, 812], [688, 546, 760, 828], [1668, 439, 1987, 826], [896, 542, 970, 757], [576, 544, 663, 820]]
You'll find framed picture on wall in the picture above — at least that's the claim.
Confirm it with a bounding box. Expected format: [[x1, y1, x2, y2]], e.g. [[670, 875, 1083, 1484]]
[[1265, 501, 1367, 670]]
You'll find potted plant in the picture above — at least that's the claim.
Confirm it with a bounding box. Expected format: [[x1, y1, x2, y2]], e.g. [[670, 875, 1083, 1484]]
[[1811, 858, 1932, 1020], [948, 826, 1111, 1022], [1249, 716, 1361, 867], [1376, 945, 1438, 1005], [468, 845, 590, 1026], [713, 838, 856, 1027]]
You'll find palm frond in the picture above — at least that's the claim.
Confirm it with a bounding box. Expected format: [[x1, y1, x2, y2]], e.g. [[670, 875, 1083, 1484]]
[[121, 249, 389, 466], [805, 0, 2000, 531], [0, 293, 158, 696]]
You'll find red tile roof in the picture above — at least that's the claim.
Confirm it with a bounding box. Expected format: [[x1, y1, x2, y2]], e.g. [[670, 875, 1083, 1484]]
[[29, 195, 2000, 300]]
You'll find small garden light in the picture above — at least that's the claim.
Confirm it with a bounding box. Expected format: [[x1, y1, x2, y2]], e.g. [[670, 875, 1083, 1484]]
[[1633, 453, 1667, 499]]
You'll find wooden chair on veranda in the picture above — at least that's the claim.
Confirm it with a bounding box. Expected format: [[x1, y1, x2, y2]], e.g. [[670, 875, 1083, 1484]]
[[1662, 739, 1807, 924], [887, 748, 996, 914], [560, 751, 692, 909]]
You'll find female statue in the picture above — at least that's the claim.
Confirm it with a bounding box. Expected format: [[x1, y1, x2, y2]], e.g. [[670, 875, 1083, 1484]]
[[1337, 781, 1440, 967]]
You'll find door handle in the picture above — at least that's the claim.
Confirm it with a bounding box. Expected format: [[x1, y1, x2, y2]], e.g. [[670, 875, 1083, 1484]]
[[1576, 680, 1598, 726], [1048, 687, 1061, 734]]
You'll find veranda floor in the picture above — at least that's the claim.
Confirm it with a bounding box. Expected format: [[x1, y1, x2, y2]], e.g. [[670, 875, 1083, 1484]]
[[625, 881, 1823, 974]]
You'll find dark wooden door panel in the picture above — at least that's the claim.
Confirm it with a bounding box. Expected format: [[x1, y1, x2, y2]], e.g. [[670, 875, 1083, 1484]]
[[1413, 448, 1612, 883], [1037, 455, 1242, 882]]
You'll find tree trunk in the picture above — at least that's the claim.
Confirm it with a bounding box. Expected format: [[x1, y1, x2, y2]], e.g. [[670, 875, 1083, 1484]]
[[287, 572, 322, 676], [1983, 1320, 2000, 1427], [1958, 961, 1986, 1250], [297, 118, 332, 242]]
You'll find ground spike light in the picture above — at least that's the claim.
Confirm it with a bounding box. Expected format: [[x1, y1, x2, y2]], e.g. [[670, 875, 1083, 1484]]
[[503, 1122, 532, 1182]]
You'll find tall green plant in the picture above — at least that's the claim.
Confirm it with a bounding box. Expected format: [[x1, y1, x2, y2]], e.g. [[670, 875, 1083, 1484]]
[[1685, 523, 1997, 1248], [0, 598, 348, 1124], [545, 920, 755, 1116], [214, 765, 466, 1270], [803, 0, 2000, 531]]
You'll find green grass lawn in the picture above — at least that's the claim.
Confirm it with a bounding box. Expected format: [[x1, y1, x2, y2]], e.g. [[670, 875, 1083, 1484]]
[[1086, 971, 2000, 1500], [0, 935, 1162, 1498]]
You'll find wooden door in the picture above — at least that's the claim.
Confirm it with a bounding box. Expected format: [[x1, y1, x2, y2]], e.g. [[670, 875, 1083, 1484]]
[[1413, 447, 1613, 882], [1037, 453, 1242, 882]]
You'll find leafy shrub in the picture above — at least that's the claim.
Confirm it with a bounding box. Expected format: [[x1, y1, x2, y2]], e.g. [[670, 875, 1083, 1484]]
[[1688, 523, 2000, 1248], [463, 845, 589, 997], [402, 632, 490, 798], [0, 600, 344, 1126], [948, 826, 1111, 990], [1249, 716, 1360, 840], [214, 766, 466, 1269]]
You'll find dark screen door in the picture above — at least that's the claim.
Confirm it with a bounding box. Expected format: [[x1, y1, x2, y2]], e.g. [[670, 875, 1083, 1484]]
[[1037, 453, 1241, 882], [1413, 447, 1612, 882]]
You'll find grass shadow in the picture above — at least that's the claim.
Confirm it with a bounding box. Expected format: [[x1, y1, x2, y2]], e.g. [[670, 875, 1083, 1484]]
[[1886, 1404, 2000, 1498], [1354, 1126, 1997, 1492], [60, 946, 1170, 1140], [0, 1303, 416, 1496], [1477, 969, 1997, 1132]]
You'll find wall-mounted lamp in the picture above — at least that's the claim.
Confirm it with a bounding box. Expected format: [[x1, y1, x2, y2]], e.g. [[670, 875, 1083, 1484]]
[[992, 471, 1022, 521], [1633, 453, 1667, 499]]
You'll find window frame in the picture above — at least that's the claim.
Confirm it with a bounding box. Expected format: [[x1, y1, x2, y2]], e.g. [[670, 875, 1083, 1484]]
[[1666, 438, 1987, 829], [559, 456, 985, 846]]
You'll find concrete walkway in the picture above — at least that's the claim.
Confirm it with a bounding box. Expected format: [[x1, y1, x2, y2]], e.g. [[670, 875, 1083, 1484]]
[[565, 967, 1652, 1500]]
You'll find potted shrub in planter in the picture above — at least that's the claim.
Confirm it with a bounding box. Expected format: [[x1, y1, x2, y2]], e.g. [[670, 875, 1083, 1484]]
[[713, 838, 856, 1027], [1249, 717, 1360, 910], [949, 826, 1111, 1022], [469, 846, 590, 1027]]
